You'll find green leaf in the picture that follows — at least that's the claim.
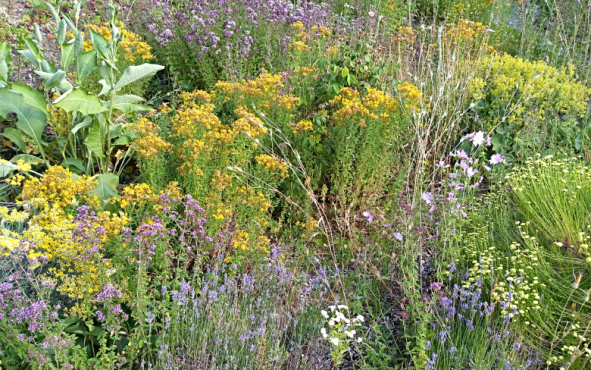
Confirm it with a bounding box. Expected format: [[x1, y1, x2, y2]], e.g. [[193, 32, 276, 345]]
[[71, 116, 94, 134], [35, 70, 72, 92], [75, 50, 98, 83], [89, 29, 111, 62], [40, 60, 57, 73], [84, 120, 105, 159], [111, 64, 164, 95], [62, 157, 86, 173], [0, 89, 46, 157], [0, 60, 8, 84], [62, 14, 77, 33], [11, 154, 45, 166], [60, 41, 75, 71], [97, 79, 111, 96], [99, 61, 113, 85], [44, 70, 66, 90], [107, 95, 151, 113], [90, 173, 120, 207], [17, 49, 41, 66], [113, 134, 132, 146], [24, 39, 43, 62], [0, 42, 12, 65], [1, 127, 27, 151], [109, 123, 122, 138], [74, 32, 84, 58], [57, 19, 67, 45], [53, 87, 108, 115], [0, 162, 14, 177], [10, 83, 47, 113], [45, 2, 60, 23]]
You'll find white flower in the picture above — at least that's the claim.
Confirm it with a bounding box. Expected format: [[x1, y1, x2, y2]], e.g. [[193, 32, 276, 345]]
[[330, 337, 340, 346], [329, 305, 336, 311], [329, 319, 335, 326], [321, 310, 329, 319], [321, 328, 328, 338], [472, 131, 485, 146], [337, 305, 349, 310], [357, 337, 363, 343], [356, 315, 365, 322], [345, 330, 356, 338]]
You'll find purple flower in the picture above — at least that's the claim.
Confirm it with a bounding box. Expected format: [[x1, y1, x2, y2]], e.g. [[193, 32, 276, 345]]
[[96, 310, 105, 321], [490, 154, 505, 165], [362, 211, 374, 222], [97, 284, 122, 301], [394, 232, 403, 241], [425, 340, 431, 350], [421, 192, 434, 204]]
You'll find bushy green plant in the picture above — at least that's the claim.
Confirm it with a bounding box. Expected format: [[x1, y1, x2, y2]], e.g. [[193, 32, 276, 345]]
[[468, 53, 590, 159]]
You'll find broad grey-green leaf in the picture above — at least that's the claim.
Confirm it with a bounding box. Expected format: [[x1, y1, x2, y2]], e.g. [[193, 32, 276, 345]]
[[0, 60, 8, 83], [106, 95, 151, 113], [109, 124, 122, 138], [34, 24, 43, 44], [84, 120, 105, 159], [62, 14, 77, 33], [75, 49, 97, 82], [11, 154, 45, 166], [40, 60, 57, 73], [98, 61, 113, 85], [74, 32, 84, 58], [34, 70, 72, 92], [60, 41, 75, 71], [90, 173, 120, 207], [44, 70, 66, 90], [9, 84, 47, 114], [62, 157, 85, 173], [97, 79, 111, 96], [53, 87, 108, 115], [113, 134, 132, 146], [1, 127, 27, 151], [57, 19, 67, 45], [71, 116, 94, 134], [0, 89, 46, 156], [0, 42, 12, 66], [24, 39, 42, 62], [45, 2, 60, 23], [89, 29, 111, 62], [111, 64, 163, 95], [17, 50, 40, 66]]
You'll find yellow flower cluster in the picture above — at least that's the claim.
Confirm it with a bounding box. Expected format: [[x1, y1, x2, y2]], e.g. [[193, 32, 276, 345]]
[[130, 118, 171, 159], [289, 22, 331, 53], [290, 119, 313, 135], [397, 82, 422, 109], [236, 185, 272, 213], [21, 166, 97, 209], [232, 229, 250, 250], [330, 87, 403, 124], [232, 106, 267, 138], [66, 22, 153, 62], [444, 19, 489, 42], [256, 154, 289, 179], [392, 26, 416, 45], [470, 53, 591, 127]]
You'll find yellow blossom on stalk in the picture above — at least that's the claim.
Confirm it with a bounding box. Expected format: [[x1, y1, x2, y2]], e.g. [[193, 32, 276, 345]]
[[397, 82, 422, 109], [256, 155, 289, 179], [210, 170, 233, 191], [130, 118, 172, 159], [290, 119, 314, 135], [291, 41, 310, 52], [392, 26, 416, 44], [232, 229, 250, 250], [274, 94, 300, 110], [213, 204, 232, 220], [120, 183, 158, 209], [236, 186, 272, 212], [21, 166, 96, 209], [232, 106, 267, 138]]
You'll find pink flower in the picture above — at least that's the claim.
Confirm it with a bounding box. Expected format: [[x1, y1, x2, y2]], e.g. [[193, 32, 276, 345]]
[[471, 131, 485, 146], [394, 232, 403, 241], [362, 211, 374, 222], [421, 192, 434, 204], [489, 154, 505, 165]]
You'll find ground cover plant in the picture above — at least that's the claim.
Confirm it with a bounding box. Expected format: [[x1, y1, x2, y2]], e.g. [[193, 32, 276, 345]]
[[1, 0, 591, 369]]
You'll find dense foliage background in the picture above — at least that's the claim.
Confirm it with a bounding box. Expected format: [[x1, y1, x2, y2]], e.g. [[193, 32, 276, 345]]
[[0, 0, 591, 368]]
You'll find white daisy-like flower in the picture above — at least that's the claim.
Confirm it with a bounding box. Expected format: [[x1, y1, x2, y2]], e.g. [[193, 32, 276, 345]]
[[356, 315, 365, 322], [330, 337, 340, 346], [321, 310, 329, 319], [357, 337, 363, 343]]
